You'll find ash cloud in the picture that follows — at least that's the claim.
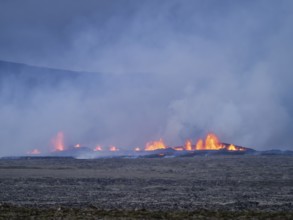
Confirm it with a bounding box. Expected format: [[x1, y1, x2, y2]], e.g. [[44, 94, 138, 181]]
[[0, 0, 293, 155]]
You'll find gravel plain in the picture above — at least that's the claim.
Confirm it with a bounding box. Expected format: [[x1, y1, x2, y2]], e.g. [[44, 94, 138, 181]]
[[0, 156, 292, 219]]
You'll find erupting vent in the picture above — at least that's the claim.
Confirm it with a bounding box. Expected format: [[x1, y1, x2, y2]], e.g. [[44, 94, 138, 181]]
[[26, 132, 252, 158], [145, 139, 167, 151], [51, 131, 65, 152]]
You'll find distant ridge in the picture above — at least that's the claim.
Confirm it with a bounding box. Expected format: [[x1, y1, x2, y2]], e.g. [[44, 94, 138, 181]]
[[0, 59, 109, 95], [0, 59, 95, 74]]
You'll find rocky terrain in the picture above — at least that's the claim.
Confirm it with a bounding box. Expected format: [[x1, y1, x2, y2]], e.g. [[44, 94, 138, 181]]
[[0, 156, 292, 219]]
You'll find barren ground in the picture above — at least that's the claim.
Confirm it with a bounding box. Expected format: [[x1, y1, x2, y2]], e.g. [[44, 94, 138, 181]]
[[0, 156, 292, 219]]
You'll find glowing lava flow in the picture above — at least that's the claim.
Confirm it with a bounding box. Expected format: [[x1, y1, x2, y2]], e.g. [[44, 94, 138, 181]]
[[94, 145, 102, 151], [226, 144, 245, 151], [52, 131, 65, 151], [74, 144, 81, 148], [195, 139, 204, 150], [145, 139, 167, 151], [41, 131, 245, 156], [173, 146, 184, 151], [185, 140, 193, 151], [193, 133, 244, 151], [109, 146, 119, 151], [227, 144, 237, 151], [140, 133, 243, 152], [203, 133, 224, 150], [195, 134, 223, 150], [27, 149, 41, 155]]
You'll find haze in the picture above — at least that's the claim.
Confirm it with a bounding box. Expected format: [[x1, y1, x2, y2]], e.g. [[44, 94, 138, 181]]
[[0, 0, 293, 155]]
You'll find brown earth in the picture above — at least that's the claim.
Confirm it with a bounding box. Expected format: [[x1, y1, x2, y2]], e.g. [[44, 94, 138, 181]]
[[0, 156, 292, 219]]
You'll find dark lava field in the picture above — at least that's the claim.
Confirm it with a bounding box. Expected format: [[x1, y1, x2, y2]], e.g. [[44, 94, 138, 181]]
[[0, 156, 292, 219]]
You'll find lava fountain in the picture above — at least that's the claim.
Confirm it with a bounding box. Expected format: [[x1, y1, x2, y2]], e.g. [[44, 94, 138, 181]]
[[51, 131, 65, 152]]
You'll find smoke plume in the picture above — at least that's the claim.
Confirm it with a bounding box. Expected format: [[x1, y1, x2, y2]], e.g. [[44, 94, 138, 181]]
[[0, 0, 293, 155]]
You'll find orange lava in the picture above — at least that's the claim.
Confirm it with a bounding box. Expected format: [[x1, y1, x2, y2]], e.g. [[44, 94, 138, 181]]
[[145, 139, 167, 151], [27, 149, 41, 155], [173, 146, 184, 151], [109, 146, 118, 151], [203, 133, 224, 150], [52, 131, 65, 151], [193, 133, 244, 151], [38, 132, 245, 155], [185, 140, 193, 151], [227, 144, 237, 151], [195, 139, 204, 150], [94, 145, 102, 151]]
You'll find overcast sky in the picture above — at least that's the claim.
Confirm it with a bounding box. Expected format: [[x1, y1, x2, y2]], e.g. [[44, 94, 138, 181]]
[[0, 0, 293, 154]]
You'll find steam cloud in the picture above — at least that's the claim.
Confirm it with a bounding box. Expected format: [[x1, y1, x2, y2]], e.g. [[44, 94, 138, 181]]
[[0, 0, 293, 155]]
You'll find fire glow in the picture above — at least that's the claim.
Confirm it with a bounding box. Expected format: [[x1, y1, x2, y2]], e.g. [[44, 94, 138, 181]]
[[94, 145, 102, 151], [27, 149, 41, 155], [144, 133, 245, 152], [145, 139, 167, 151], [28, 132, 246, 156], [109, 146, 119, 152], [52, 131, 65, 152]]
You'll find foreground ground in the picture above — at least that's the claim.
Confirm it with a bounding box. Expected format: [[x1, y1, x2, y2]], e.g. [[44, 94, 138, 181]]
[[0, 156, 292, 219]]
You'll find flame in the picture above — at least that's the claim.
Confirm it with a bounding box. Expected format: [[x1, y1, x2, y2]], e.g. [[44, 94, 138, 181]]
[[204, 133, 224, 150], [145, 139, 167, 151], [174, 146, 184, 151], [52, 131, 65, 151], [27, 149, 41, 155], [94, 145, 102, 151], [194, 134, 243, 151], [195, 139, 204, 150], [41, 131, 248, 155], [185, 140, 193, 151], [26, 129, 247, 156], [109, 146, 118, 151], [227, 144, 237, 151], [74, 144, 81, 148]]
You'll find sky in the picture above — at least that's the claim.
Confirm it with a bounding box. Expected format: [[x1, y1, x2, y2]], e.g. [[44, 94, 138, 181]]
[[0, 0, 293, 155]]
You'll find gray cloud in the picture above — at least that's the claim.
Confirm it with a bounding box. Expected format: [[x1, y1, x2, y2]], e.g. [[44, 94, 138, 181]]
[[0, 0, 293, 155]]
